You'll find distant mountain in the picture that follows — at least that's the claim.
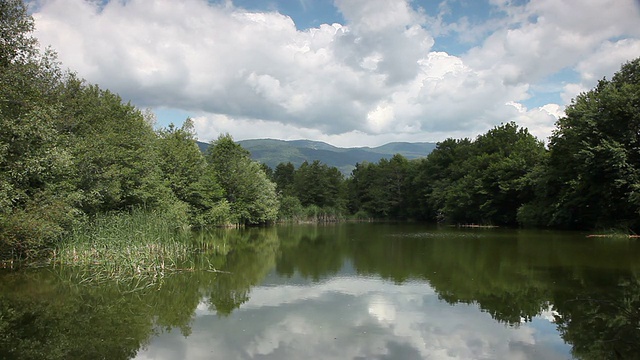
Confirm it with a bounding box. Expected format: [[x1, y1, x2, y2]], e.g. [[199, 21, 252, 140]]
[[197, 139, 437, 175]]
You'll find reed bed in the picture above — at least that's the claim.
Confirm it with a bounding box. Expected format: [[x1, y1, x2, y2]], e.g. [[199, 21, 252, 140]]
[[51, 209, 199, 284]]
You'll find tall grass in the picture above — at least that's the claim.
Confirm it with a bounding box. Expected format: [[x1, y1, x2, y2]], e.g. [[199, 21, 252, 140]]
[[277, 204, 346, 223], [52, 209, 199, 283]]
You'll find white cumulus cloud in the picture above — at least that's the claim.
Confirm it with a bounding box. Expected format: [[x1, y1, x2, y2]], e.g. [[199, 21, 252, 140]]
[[31, 0, 640, 146]]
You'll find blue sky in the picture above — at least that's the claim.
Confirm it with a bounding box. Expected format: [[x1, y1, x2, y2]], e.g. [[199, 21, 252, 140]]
[[229, 0, 345, 30], [229, 0, 495, 53], [31, 0, 640, 146]]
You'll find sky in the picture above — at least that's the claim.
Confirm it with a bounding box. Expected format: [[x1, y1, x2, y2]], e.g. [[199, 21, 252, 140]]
[[29, 0, 640, 147]]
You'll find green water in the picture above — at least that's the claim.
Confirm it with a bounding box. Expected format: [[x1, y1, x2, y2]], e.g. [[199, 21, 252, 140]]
[[1, 223, 639, 359]]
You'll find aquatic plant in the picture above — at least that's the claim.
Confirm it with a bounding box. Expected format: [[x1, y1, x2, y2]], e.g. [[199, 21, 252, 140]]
[[51, 209, 200, 283]]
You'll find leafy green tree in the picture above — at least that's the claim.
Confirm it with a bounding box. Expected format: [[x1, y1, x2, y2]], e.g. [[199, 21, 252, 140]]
[[415, 123, 545, 225], [293, 160, 345, 210], [156, 119, 227, 226], [347, 155, 415, 218], [0, 0, 37, 67], [0, 0, 75, 257], [157, 120, 205, 203], [532, 58, 640, 230], [471, 122, 546, 225], [66, 84, 169, 215], [383, 154, 414, 218], [277, 195, 305, 220], [412, 138, 473, 221], [206, 134, 279, 225], [260, 163, 274, 180], [346, 161, 374, 215], [273, 162, 295, 195]]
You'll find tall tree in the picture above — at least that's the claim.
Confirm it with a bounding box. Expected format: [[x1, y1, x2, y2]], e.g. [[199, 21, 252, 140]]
[[273, 162, 295, 195], [534, 58, 640, 230], [0, 0, 37, 67], [206, 134, 279, 225], [414, 123, 545, 225], [413, 138, 473, 221], [0, 0, 74, 257], [156, 119, 226, 225], [293, 160, 345, 210], [347, 155, 414, 218], [67, 85, 168, 214]]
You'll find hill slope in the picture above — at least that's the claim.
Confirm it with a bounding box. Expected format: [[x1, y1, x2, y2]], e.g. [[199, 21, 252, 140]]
[[197, 139, 437, 174]]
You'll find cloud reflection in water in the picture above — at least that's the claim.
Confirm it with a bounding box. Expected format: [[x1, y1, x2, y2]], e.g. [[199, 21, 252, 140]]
[[135, 274, 570, 360]]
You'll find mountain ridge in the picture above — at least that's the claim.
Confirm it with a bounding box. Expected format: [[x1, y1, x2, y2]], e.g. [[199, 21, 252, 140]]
[[197, 138, 437, 174]]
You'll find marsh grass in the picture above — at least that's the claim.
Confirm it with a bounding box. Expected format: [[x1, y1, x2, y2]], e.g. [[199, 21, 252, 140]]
[[586, 227, 639, 239], [51, 209, 203, 284]]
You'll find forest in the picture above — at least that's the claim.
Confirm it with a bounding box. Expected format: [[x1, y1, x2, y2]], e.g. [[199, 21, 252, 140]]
[[1, 0, 640, 260]]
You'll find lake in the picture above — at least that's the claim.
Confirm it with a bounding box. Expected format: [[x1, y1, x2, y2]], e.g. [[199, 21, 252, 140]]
[[1, 223, 639, 359]]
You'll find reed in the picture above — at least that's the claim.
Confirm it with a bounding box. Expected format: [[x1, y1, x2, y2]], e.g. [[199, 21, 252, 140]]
[[586, 227, 639, 239], [52, 209, 198, 283], [277, 204, 346, 223]]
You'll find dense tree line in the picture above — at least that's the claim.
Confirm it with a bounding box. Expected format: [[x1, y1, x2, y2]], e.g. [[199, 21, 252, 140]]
[[271, 160, 347, 221], [272, 57, 640, 232], [519, 60, 640, 230], [0, 0, 279, 259], [415, 122, 546, 225]]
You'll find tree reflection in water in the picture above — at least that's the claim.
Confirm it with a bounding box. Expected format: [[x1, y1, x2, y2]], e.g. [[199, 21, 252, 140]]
[[1, 224, 639, 359]]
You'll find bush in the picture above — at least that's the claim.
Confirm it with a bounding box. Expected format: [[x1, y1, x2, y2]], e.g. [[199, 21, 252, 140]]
[[277, 195, 305, 221], [353, 210, 372, 221], [0, 197, 77, 260]]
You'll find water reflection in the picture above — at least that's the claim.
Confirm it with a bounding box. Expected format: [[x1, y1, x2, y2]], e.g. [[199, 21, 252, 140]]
[[137, 277, 567, 360], [1, 224, 640, 359]]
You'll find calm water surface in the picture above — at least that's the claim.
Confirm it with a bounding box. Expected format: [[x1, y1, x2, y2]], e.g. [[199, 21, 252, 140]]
[[2, 223, 640, 359]]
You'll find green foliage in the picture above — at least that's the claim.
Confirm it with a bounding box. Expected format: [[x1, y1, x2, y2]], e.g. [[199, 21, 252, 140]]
[[411, 138, 473, 221], [0, 0, 279, 257], [293, 160, 346, 210], [0, 0, 37, 67], [0, 2, 76, 258], [303, 204, 345, 222], [2, 0, 639, 265], [277, 195, 305, 221], [273, 161, 295, 195], [0, 3, 188, 257], [0, 197, 75, 259], [260, 162, 274, 179], [530, 58, 640, 230], [157, 120, 207, 203], [192, 198, 232, 228], [348, 154, 416, 219], [274, 160, 351, 222], [65, 85, 169, 214], [156, 119, 227, 226], [412, 123, 545, 225], [54, 208, 197, 282], [206, 134, 279, 225]]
